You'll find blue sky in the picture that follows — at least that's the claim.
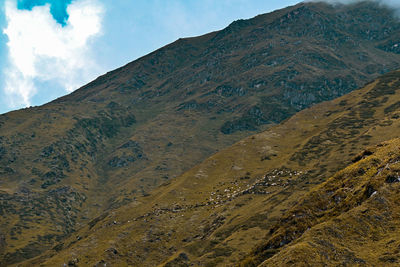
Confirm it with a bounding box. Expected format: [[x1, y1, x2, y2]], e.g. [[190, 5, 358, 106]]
[[17, 0, 73, 25], [0, 0, 303, 114]]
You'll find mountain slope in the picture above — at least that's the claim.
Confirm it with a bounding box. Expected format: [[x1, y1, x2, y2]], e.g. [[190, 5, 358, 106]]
[[21, 69, 400, 266], [2, 1, 400, 264], [252, 137, 400, 266]]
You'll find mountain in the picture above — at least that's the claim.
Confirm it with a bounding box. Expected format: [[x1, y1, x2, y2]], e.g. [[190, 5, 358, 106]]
[[2, 0, 400, 265], [19, 69, 400, 266]]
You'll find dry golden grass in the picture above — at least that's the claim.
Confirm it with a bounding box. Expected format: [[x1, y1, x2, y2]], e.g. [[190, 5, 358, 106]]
[[255, 138, 400, 266]]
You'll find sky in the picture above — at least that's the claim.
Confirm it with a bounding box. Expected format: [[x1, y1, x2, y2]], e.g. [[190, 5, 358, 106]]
[[0, 0, 308, 114]]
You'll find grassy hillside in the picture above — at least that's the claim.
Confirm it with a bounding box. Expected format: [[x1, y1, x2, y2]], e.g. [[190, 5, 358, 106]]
[[251, 137, 400, 266], [19, 69, 400, 266]]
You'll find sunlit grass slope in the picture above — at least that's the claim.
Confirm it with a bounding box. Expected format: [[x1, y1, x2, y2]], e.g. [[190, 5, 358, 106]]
[[249, 138, 400, 266]]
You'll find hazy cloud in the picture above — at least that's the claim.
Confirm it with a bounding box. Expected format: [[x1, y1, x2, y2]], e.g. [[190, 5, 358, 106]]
[[3, 0, 103, 108], [307, 0, 400, 8]]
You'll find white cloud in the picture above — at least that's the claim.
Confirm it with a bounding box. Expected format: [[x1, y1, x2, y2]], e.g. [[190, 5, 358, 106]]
[[3, 0, 104, 108]]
